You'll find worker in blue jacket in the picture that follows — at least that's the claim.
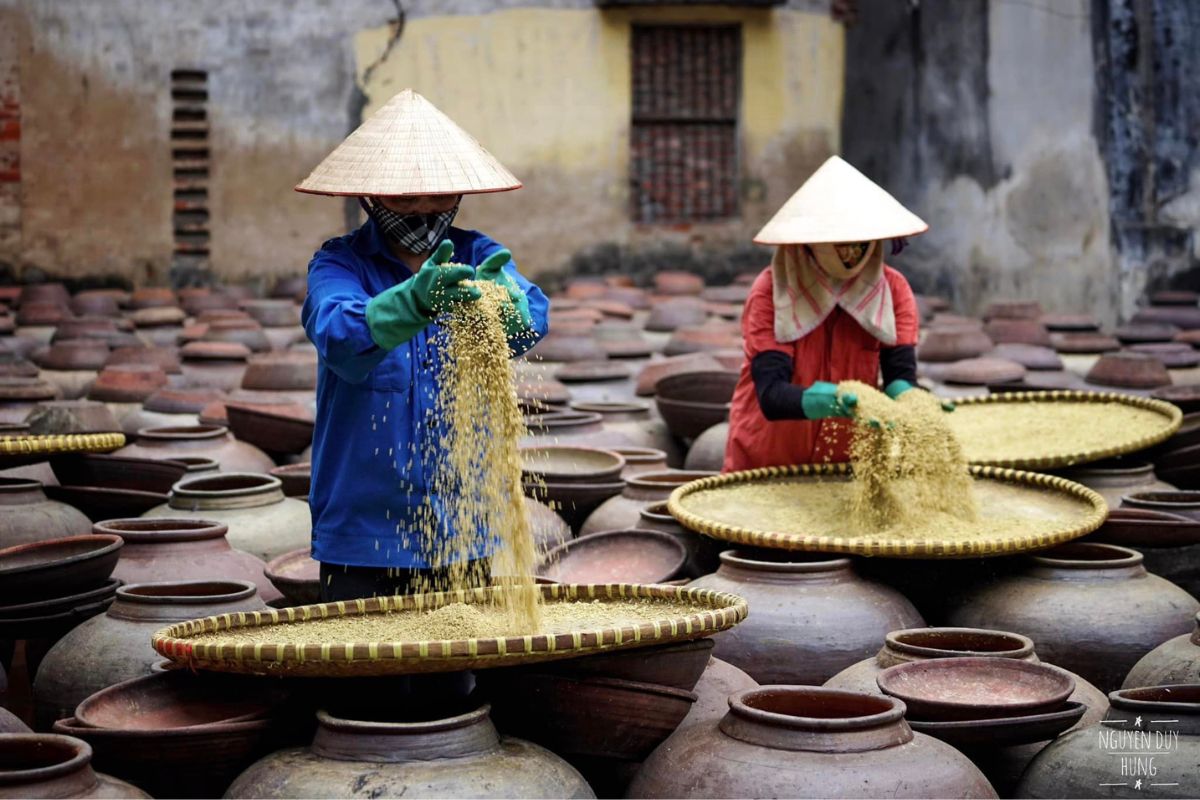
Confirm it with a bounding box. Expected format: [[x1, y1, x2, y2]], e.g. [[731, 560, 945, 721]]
[[295, 89, 548, 602]]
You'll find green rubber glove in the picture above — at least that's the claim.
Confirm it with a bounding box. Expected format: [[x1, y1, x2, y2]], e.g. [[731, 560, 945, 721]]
[[474, 248, 534, 339], [885, 379, 955, 412], [365, 240, 481, 350], [801, 381, 858, 420]]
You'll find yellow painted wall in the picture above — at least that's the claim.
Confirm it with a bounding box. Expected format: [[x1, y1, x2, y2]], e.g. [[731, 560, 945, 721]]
[[356, 6, 844, 276]]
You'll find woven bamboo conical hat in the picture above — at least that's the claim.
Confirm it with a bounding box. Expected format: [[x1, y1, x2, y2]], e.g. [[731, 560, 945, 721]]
[[754, 156, 927, 245], [296, 89, 521, 197]]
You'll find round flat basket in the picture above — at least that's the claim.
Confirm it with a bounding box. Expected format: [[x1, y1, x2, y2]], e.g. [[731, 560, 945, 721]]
[[153, 582, 746, 677], [668, 464, 1106, 559], [947, 391, 1182, 468], [0, 432, 126, 468]]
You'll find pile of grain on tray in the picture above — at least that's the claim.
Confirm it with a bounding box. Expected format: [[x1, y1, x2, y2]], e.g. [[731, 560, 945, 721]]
[[408, 273, 542, 632], [836, 380, 978, 532]]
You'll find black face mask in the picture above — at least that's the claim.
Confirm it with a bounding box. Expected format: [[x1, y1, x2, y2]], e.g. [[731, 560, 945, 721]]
[[361, 197, 460, 255]]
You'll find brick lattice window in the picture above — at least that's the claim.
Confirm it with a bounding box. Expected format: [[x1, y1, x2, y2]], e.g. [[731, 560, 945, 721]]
[[630, 24, 741, 223], [171, 69, 210, 274]]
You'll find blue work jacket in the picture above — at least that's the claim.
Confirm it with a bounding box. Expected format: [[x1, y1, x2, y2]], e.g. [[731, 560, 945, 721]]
[[301, 220, 549, 568]]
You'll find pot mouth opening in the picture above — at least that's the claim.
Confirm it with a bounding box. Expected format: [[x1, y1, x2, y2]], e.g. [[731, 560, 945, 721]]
[[1125, 491, 1200, 506], [569, 401, 650, 414], [720, 547, 851, 571], [96, 518, 225, 541], [612, 447, 667, 461], [887, 627, 1034, 658], [1112, 685, 1200, 708], [0, 477, 42, 492], [731, 687, 902, 728], [171, 456, 221, 471], [117, 579, 256, 604], [1068, 459, 1152, 474], [0, 735, 89, 780], [138, 424, 227, 441], [172, 473, 280, 495], [1032, 542, 1142, 568], [627, 470, 715, 489], [640, 501, 673, 520], [318, 701, 489, 732]]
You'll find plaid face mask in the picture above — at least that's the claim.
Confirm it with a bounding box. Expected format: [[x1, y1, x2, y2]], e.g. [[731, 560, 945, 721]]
[[361, 197, 460, 255]]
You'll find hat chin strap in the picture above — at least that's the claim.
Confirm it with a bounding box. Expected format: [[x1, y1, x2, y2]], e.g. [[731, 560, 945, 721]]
[[810, 240, 877, 281]]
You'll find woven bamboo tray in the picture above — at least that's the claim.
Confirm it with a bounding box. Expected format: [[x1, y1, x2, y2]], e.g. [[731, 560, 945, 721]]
[[668, 464, 1106, 559], [152, 583, 747, 677], [0, 432, 126, 468], [949, 391, 1181, 468]]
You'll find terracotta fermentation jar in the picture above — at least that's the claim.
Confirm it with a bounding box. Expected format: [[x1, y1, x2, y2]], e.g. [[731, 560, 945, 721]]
[[626, 687, 996, 799], [947, 543, 1200, 692], [579, 470, 715, 536], [689, 549, 924, 684], [0, 478, 92, 548], [142, 473, 311, 562], [1016, 685, 1200, 799], [100, 517, 278, 603], [33, 580, 266, 731], [1053, 459, 1176, 510], [0, 734, 149, 798], [225, 706, 595, 799], [115, 425, 274, 473], [1124, 613, 1200, 688]]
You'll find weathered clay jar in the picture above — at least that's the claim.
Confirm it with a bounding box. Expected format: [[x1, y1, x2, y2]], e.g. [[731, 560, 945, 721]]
[[670, 657, 757, 735], [1124, 613, 1200, 688], [240, 300, 304, 351], [644, 298, 708, 333], [1092, 508, 1200, 597], [633, 353, 724, 396], [522, 411, 635, 450], [115, 425, 273, 473], [200, 319, 272, 353], [100, 518, 278, 603], [825, 627, 1108, 727], [240, 352, 317, 396], [689, 550, 924, 684], [34, 341, 109, 400], [946, 542, 1200, 692], [626, 686, 997, 799], [567, 401, 676, 456], [1016, 685, 1200, 799], [0, 478, 92, 548], [87, 365, 169, 404], [579, 470, 716, 537], [268, 462, 311, 498], [1122, 490, 1200, 520], [985, 300, 1043, 320], [225, 706, 594, 799], [637, 501, 722, 579], [983, 318, 1052, 347], [1053, 460, 1176, 509], [1086, 351, 1171, 389], [1051, 332, 1122, 354], [990, 343, 1064, 371], [71, 292, 122, 318], [684, 422, 728, 471], [609, 447, 669, 477], [104, 346, 181, 375], [33, 580, 266, 731], [0, 734, 150, 798], [142, 473, 311, 562], [179, 342, 250, 392]]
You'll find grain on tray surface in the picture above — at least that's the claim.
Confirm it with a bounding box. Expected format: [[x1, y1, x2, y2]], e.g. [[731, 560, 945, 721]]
[[947, 401, 1168, 462], [185, 598, 704, 644]]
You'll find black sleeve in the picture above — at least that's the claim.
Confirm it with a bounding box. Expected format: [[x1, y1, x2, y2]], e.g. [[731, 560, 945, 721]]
[[880, 345, 918, 386], [750, 351, 810, 421]]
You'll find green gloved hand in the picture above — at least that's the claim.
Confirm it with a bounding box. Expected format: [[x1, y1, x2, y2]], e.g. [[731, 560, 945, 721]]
[[885, 378, 955, 412], [801, 381, 858, 420], [365, 240, 481, 350], [474, 248, 534, 339]]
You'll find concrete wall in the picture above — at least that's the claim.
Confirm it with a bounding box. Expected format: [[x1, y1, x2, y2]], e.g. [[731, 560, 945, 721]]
[[355, 3, 845, 277], [0, 0, 395, 285]]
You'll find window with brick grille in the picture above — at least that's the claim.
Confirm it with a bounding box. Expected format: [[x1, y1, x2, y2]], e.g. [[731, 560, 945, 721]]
[[171, 69, 210, 277], [630, 24, 741, 224]]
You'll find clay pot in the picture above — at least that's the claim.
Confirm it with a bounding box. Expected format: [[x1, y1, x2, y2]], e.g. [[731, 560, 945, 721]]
[[1016, 685, 1200, 799], [34, 340, 110, 373], [1132, 305, 1200, 329], [985, 300, 1043, 320], [0, 478, 93, 548], [684, 422, 728, 470], [655, 371, 736, 440], [1095, 508, 1200, 598], [939, 357, 1026, 386], [25, 400, 121, 435], [1086, 351, 1172, 388], [115, 425, 273, 473], [525, 495, 571, 553], [1128, 342, 1200, 368], [528, 331, 607, 363], [240, 352, 316, 392], [825, 627, 1108, 728], [224, 403, 314, 457], [1121, 490, 1200, 520], [142, 473, 312, 562], [610, 446, 668, 477], [946, 542, 1200, 692], [539, 529, 686, 584], [644, 298, 708, 332], [522, 411, 635, 451], [983, 318, 1052, 347], [105, 346, 181, 375], [19, 283, 71, 308], [264, 548, 319, 606], [0, 378, 60, 423], [0, 534, 123, 605], [0, 734, 149, 798], [634, 353, 724, 396], [1124, 613, 1200, 688], [226, 705, 593, 799], [662, 325, 742, 356], [566, 401, 676, 455], [989, 343, 1063, 371], [179, 342, 250, 392], [637, 501, 722, 579], [33, 580, 266, 731], [1041, 313, 1100, 332], [268, 462, 310, 498], [580, 470, 716, 537], [100, 518, 277, 603], [671, 657, 757, 735], [654, 271, 705, 296], [1152, 384, 1200, 414], [199, 319, 271, 353], [87, 365, 169, 404], [271, 276, 306, 301], [690, 549, 924, 684], [70, 292, 122, 318], [521, 446, 626, 530], [627, 686, 996, 799], [47, 454, 188, 495], [1052, 460, 1176, 509], [1050, 332, 1122, 354], [1117, 323, 1182, 344], [128, 289, 177, 310]]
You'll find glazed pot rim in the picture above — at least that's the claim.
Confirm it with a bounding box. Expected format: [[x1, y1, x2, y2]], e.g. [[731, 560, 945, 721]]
[[93, 517, 228, 543], [0, 477, 44, 492], [137, 424, 229, 441], [170, 472, 282, 498], [568, 401, 651, 415], [1123, 491, 1200, 506], [115, 579, 257, 604], [1109, 684, 1200, 714], [0, 734, 92, 785], [1062, 460, 1154, 476], [718, 549, 852, 572], [316, 703, 492, 734], [639, 502, 674, 520], [0, 534, 123, 574], [729, 686, 905, 730], [610, 446, 668, 461], [1031, 542, 1143, 569], [885, 627, 1035, 660], [626, 470, 717, 490]]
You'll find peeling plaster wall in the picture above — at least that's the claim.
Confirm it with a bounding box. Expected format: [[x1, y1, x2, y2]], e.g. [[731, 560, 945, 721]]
[[0, 0, 396, 284], [844, 0, 1118, 323], [355, 4, 845, 277]]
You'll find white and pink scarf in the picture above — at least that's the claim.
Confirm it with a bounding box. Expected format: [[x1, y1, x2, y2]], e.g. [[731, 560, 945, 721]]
[[771, 242, 897, 345]]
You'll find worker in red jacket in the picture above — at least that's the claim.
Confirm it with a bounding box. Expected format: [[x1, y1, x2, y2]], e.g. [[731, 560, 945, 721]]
[[724, 156, 934, 472]]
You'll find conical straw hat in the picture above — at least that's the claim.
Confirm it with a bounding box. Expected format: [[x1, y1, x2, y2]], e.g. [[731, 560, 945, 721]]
[[296, 89, 522, 197], [753, 156, 927, 245]]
